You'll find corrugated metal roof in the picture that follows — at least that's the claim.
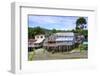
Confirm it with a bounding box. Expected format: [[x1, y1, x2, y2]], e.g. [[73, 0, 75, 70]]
[[56, 37, 74, 41], [55, 32, 74, 36]]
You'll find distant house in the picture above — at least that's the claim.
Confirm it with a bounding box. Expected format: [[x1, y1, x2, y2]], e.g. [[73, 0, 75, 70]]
[[43, 32, 76, 52], [28, 34, 45, 51]]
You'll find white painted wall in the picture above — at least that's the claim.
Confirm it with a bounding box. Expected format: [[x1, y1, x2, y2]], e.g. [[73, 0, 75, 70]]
[[0, 0, 100, 76], [35, 35, 45, 40]]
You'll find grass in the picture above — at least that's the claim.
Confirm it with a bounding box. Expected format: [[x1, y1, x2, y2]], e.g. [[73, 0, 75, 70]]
[[73, 47, 80, 50], [28, 43, 88, 60], [72, 43, 88, 53], [79, 44, 88, 52], [28, 48, 35, 61]]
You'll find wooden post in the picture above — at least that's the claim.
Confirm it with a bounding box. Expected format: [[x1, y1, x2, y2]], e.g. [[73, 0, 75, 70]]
[[62, 46, 63, 52], [67, 46, 68, 52], [69, 45, 70, 51]]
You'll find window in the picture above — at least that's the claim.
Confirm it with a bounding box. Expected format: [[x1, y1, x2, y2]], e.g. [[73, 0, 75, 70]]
[[41, 36, 43, 38]]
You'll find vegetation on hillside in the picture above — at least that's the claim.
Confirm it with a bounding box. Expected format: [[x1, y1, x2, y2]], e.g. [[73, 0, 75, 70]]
[[28, 17, 88, 40]]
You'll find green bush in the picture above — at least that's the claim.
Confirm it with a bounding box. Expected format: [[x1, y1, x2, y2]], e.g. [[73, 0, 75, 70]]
[[28, 48, 35, 61], [79, 44, 88, 52]]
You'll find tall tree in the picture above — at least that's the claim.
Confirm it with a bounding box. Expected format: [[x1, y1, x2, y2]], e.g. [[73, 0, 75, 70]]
[[76, 17, 87, 30], [75, 17, 88, 40]]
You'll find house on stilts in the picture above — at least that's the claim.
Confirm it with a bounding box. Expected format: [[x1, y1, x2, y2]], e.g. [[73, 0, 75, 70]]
[[43, 32, 76, 52], [28, 34, 45, 51]]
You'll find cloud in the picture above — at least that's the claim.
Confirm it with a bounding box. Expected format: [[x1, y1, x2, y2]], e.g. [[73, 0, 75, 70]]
[[28, 15, 88, 30]]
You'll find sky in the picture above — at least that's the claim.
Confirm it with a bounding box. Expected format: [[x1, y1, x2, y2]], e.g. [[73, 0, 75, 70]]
[[28, 15, 88, 30]]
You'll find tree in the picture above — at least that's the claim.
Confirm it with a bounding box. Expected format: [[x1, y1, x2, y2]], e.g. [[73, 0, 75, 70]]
[[75, 17, 88, 42], [33, 26, 45, 35], [51, 29, 57, 33], [28, 26, 45, 39], [28, 28, 35, 38], [76, 17, 87, 30]]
